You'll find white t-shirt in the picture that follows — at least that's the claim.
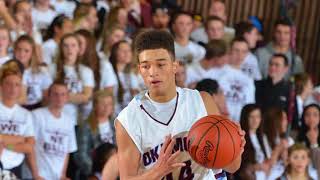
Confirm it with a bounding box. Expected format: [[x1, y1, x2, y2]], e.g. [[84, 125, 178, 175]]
[[186, 61, 211, 86], [23, 67, 53, 105], [99, 53, 118, 89], [240, 53, 262, 80], [0, 55, 11, 66], [174, 41, 205, 64], [211, 65, 255, 121], [0, 102, 34, 169], [114, 72, 140, 115], [98, 121, 114, 144], [50, 64, 95, 125], [50, 0, 76, 18], [42, 39, 58, 65], [117, 87, 220, 180], [32, 8, 57, 30], [32, 107, 77, 179]]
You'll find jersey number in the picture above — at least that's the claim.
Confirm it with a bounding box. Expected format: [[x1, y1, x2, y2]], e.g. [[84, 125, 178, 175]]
[[163, 160, 194, 180]]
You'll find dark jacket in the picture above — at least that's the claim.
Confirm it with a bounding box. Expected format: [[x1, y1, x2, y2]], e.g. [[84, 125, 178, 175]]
[[255, 77, 291, 112]]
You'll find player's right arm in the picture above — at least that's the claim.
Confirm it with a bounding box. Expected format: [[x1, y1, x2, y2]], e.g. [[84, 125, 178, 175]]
[[115, 120, 186, 180]]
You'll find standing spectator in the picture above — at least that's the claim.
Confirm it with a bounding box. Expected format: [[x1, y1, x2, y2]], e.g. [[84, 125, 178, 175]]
[[229, 37, 261, 80], [75, 90, 115, 178], [234, 21, 260, 51], [32, 0, 57, 31], [0, 26, 12, 66], [42, 15, 73, 65], [32, 80, 77, 180], [255, 54, 291, 112], [120, 0, 152, 35], [109, 40, 139, 115], [191, 0, 235, 45], [255, 18, 304, 79], [0, 61, 42, 179], [172, 12, 205, 64], [73, 3, 99, 33], [186, 39, 227, 88], [14, 35, 52, 110], [151, 4, 170, 31], [50, 33, 95, 125]]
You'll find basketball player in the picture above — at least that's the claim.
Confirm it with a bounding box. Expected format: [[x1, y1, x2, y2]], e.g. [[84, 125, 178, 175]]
[[115, 30, 245, 179]]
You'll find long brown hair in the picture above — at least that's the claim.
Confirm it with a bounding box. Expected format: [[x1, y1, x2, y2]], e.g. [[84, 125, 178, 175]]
[[101, 24, 125, 56], [86, 90, 114, 133], [56, 33, 81, 81], [14, 35, 41, 73], [109, 40, 132, 104], [75, 29, 101, 90], [263, 107, 284, 149]]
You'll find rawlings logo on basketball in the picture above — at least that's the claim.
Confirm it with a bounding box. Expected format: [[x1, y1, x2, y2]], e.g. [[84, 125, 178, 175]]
[[199, 140, 214, 165]]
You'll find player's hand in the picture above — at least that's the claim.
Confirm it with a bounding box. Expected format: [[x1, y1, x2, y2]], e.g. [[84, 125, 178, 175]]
[[152, 135, 186, 179], [233, 122, 246, 153], [34, 175, 44, 180]]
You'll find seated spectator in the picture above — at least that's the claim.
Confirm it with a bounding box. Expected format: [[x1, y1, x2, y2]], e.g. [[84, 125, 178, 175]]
[[263, 107, 294, 176], [195, 79, 229, 117], [172, 11, 205, 64], [89, 143, 118, 180], [50, 33, 95, 125], [276, 143, 317, 180], [32, 80, 77, 180], [0, 60, 41, 179], [186, 39, 228, 88], [237, 104, 272, 180], [229, 37, 261, 80], [13, 35, 52, 110], [75, 90, 115, 178], [297, 104, 320, 148], [255, 54, 291, 112], [255, 18, 304, 79], [0, 26, 12, 66]]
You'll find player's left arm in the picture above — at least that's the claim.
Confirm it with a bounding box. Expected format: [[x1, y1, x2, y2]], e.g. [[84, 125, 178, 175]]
[[200, 91, 246, 173]]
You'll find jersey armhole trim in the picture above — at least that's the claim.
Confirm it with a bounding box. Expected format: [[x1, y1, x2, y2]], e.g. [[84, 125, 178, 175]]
[[116, 119, 143, 154]]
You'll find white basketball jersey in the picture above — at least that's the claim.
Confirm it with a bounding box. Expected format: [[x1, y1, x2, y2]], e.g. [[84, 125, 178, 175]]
[[117, 87, 221, 180]]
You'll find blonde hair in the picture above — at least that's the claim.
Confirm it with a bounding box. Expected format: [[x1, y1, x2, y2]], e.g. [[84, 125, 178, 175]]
[[86, 90, 114, 132], [0, 60, 23, 83]]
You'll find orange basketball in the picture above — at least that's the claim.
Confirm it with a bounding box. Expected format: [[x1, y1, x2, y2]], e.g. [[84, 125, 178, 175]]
[[187, 115, 242, 169]]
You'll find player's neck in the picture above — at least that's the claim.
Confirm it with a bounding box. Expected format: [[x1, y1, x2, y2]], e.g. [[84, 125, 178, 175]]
[[149, 86, 177, 103]]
